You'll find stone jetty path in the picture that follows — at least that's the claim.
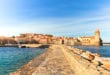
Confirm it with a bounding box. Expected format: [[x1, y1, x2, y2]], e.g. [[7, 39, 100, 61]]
[[10, 45, 110, 75]]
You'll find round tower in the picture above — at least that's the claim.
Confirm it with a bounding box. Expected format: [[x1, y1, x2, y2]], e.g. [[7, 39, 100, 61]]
[[94, 29, 100, 46]]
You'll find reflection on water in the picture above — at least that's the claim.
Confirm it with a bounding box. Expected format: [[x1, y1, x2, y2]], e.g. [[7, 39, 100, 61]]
[[74, 46, 110, 57]]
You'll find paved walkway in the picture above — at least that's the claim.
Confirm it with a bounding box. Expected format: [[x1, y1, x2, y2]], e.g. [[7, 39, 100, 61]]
[[10, 45, 74, 75]]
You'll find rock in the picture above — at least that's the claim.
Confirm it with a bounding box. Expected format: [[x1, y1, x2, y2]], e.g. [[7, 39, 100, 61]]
[[81, 51, 95, 61], [102, 64, 110, 70], [92, 53, 100, 57], [92, 60, 103, 66], [71, 48, 84, 55], [100, 59, 110, 70]]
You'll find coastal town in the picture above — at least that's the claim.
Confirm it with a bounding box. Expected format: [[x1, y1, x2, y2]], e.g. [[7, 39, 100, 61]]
[[0, 30, 110, 75], [0, 29, 102, 47], [1, 0, 110, 75], [1, 29, 110, 75]]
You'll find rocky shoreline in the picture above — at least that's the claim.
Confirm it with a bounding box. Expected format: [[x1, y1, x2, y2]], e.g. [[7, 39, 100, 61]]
[[10, 45, 110, 75]]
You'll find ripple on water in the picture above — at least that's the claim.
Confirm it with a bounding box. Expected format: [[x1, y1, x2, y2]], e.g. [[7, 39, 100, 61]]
[[0, 47, 44, 75]]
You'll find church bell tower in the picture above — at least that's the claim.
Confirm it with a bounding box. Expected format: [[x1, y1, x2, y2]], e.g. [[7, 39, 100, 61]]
[[94, 29, 100, 46]]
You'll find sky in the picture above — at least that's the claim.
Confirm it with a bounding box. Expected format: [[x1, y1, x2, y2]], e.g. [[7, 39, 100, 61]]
[[0, 0, 110, 42]]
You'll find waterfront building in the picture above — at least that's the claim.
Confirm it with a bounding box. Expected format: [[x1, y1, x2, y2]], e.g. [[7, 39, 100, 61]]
[[0, 29, 102, 46], [78, 29, 101, 46]]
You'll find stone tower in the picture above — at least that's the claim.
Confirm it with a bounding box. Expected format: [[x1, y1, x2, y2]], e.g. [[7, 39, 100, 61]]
[[94, 29, 100, 46]]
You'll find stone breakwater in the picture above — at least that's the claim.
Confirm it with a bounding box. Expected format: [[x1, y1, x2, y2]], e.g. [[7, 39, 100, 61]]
[[10, 45, 110, 75]]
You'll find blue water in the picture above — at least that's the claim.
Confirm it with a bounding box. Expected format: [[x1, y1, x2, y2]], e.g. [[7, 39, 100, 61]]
[[0, 47, 44, 75], [74, 46, 110, 57]]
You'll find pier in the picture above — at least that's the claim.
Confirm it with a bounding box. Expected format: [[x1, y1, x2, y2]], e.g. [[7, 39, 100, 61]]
[[18, 44, 50, 48], [10, 45, 110, 75], [0, 44, 50, 48]]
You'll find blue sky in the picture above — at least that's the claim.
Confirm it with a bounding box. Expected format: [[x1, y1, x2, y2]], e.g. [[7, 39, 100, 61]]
[[0, 0, 110, 42]]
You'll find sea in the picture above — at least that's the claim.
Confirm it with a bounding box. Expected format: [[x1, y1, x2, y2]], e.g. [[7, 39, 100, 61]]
[[74, 46, 110, 57], [0, 47, 45, 75]]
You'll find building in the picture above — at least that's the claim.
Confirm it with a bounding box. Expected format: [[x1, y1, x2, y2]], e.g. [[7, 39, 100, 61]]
[[0, 29, 102, 46], [78, 29, 102, 46], [14, 33, 53, 44], [48, 29, 102, 46]]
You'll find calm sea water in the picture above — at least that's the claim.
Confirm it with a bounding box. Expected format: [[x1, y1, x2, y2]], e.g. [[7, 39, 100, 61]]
[[74, 46, 110, 57], [0, 47, 44, 75]]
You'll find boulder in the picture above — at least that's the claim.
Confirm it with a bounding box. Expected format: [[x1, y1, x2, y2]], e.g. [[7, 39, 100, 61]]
[[92, 53, 100, 57], [71, 48, 84, 55], [81, 51, 95, 61], [102, 64, 110, 70]]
